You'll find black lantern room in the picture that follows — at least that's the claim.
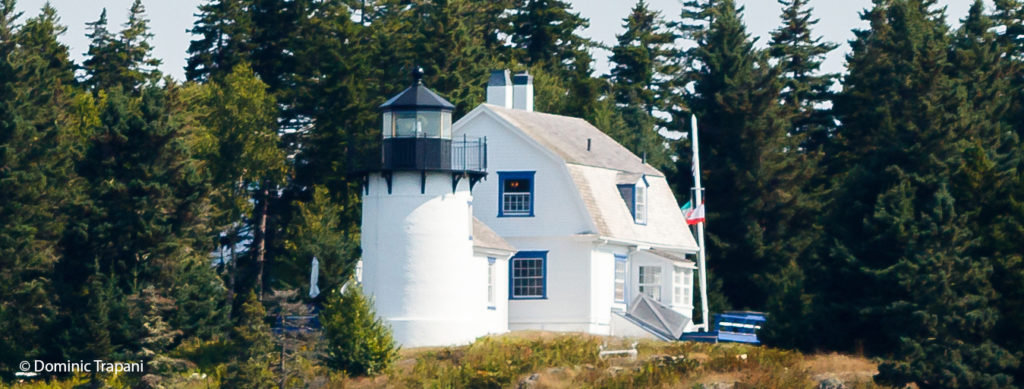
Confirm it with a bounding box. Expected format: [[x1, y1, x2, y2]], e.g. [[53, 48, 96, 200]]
[[379, 67, 455, 170]]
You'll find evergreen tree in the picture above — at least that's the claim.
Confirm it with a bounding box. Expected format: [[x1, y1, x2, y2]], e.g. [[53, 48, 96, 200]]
[[223, 292, 277, 388], [320, 283, 398, 376], [828, 4, 1018, 385], [81, 9, 119, 91], [768, 0, 837, 152], [993, 0, 1024, 134], [673, 0, 819, 317], [55, 86, 217, 360], [186, 0, 255, 82], [282, 186, 359, 294], [118, 0, 162, 87], [0, 1, 81, 373], [507, 0, 599, 118], [755, 0, 834, 351], [196, 64, 286, 301], [953, 1, 1024, 382], [81, 1, 161, 92], [608, 0, 677, 171]]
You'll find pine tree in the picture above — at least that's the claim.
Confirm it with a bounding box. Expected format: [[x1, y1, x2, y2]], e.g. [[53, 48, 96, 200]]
[[118, 0, 162, 87], [196, 64, 286, 302], [673, 0, 819, 316], [827, 4, 1019, 385], [507, 0, 599, 118], [954, 1, 1024, 382], [993, 0, 1024, 134], [55, 85, 217, 360], [186, 0, 255, 82], [223, 291, 277, 388], [753, 0, 835, 351], [81, 1, 162, 92], [768, 0, 837, 152], [282, 186, 359, 294], [81, 9, 120, 91], [607, 0, 677, 171], [0, 1, 81, 372], [320, 283, 397, 376]]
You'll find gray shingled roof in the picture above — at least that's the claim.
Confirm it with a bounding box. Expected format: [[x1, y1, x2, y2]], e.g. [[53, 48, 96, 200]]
[[484, 104, 661, 176], [476, 104, 699, 252], [473, 217, 515, 252]]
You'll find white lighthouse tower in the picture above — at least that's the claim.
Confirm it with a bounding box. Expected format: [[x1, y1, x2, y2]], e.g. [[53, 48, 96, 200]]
[[361, 68, 490, 347]]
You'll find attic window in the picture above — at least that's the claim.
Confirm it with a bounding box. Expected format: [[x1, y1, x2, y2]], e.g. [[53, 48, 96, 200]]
[[618, 177, 648, 225], [499, 171, 535, 217], [635, 185, 647, 225]]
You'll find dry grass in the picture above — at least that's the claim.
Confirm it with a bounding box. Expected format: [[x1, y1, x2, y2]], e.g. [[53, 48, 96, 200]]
[[342, 332, 890, 389]]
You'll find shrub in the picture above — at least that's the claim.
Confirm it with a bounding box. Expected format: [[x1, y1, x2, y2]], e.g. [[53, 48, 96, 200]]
[[320, 283, 398, 376]]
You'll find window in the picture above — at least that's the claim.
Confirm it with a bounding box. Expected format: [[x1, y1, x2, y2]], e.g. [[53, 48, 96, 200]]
[[382, 112, 394, 138], [510, 251, 546, 299], [637, 266, 661, 301], [617, 178, 648, 225], [614, 254, 627, 303], [487, 257, 496, 309], [674, 267, 692, 307], [634, 184, 647, 224], [498, 171, 535, 217]]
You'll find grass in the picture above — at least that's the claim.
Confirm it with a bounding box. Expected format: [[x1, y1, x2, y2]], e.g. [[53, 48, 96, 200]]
[[4, 332, 886, 388], [345, 331, 889, 389]]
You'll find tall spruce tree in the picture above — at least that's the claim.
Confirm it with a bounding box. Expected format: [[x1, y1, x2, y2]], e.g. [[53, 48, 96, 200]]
[[768, 0, 837, 152], [186, 0, 255, 82], [507, 0, 600, 119], [55, 86, 218, 360], [827, 3, 1018, 385], [674, 0, 819, 317], [756, 0, 834, 350], [0, 0, 80, 373], [196, 64, 287, 303], [954, 1, 1024, 382], [81, 0, 161, 92], [607, 0, 677, 171]]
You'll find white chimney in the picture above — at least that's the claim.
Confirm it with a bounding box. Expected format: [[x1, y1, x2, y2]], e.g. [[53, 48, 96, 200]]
[[512, 71, 534, 112], [486, 69, 512, 108]]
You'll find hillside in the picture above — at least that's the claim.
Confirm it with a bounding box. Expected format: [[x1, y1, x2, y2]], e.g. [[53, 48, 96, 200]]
[[346, 332, 885, 389]]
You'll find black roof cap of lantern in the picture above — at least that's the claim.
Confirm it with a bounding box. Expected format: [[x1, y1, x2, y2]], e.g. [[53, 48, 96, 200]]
[[378, 67, 455, 111]]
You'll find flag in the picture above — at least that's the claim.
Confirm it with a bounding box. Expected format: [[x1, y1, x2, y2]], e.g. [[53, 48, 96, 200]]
[[685, 203, 705, 225], [681, 200, 692, 211], [309, 257, 321, 298]]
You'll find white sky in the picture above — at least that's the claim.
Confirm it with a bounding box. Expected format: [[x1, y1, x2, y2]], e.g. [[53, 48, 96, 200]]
[[14, 0, 985, 81]]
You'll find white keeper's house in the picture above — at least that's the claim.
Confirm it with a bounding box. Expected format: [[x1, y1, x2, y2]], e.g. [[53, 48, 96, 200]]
[[359, 68, 701, 347]]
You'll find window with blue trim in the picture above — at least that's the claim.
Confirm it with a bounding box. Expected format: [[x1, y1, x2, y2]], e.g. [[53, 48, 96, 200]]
[[498, 171, 535, 217], [614, 254, 627, 303], [510, 251, 546, 299]]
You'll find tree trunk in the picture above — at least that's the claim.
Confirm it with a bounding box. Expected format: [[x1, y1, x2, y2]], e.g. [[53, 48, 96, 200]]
[[256, 183, 270, 301]]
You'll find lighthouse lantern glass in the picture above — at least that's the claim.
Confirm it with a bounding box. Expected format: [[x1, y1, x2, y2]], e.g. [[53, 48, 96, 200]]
[[382, 112, 394, 138], [387, 110, 451, 139]]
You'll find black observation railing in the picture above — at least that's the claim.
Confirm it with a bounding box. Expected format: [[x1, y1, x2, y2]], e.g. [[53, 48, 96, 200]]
[[451, 135, 487, 172]]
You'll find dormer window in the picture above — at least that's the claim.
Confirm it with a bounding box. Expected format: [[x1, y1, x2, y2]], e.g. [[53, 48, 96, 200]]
[[635, 184, 647, 224], [618, 175, 648, 225]]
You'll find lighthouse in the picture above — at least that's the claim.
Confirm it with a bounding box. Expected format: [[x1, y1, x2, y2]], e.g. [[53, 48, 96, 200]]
[[360, 68, 494, 347]]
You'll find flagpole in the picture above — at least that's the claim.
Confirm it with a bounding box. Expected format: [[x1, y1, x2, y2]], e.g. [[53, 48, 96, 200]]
[[691, 114, 710, 331]]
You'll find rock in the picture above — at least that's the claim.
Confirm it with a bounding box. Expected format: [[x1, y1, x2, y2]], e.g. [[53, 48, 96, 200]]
[[818, 377, 846, 389], [517, 373, 541, 389]]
